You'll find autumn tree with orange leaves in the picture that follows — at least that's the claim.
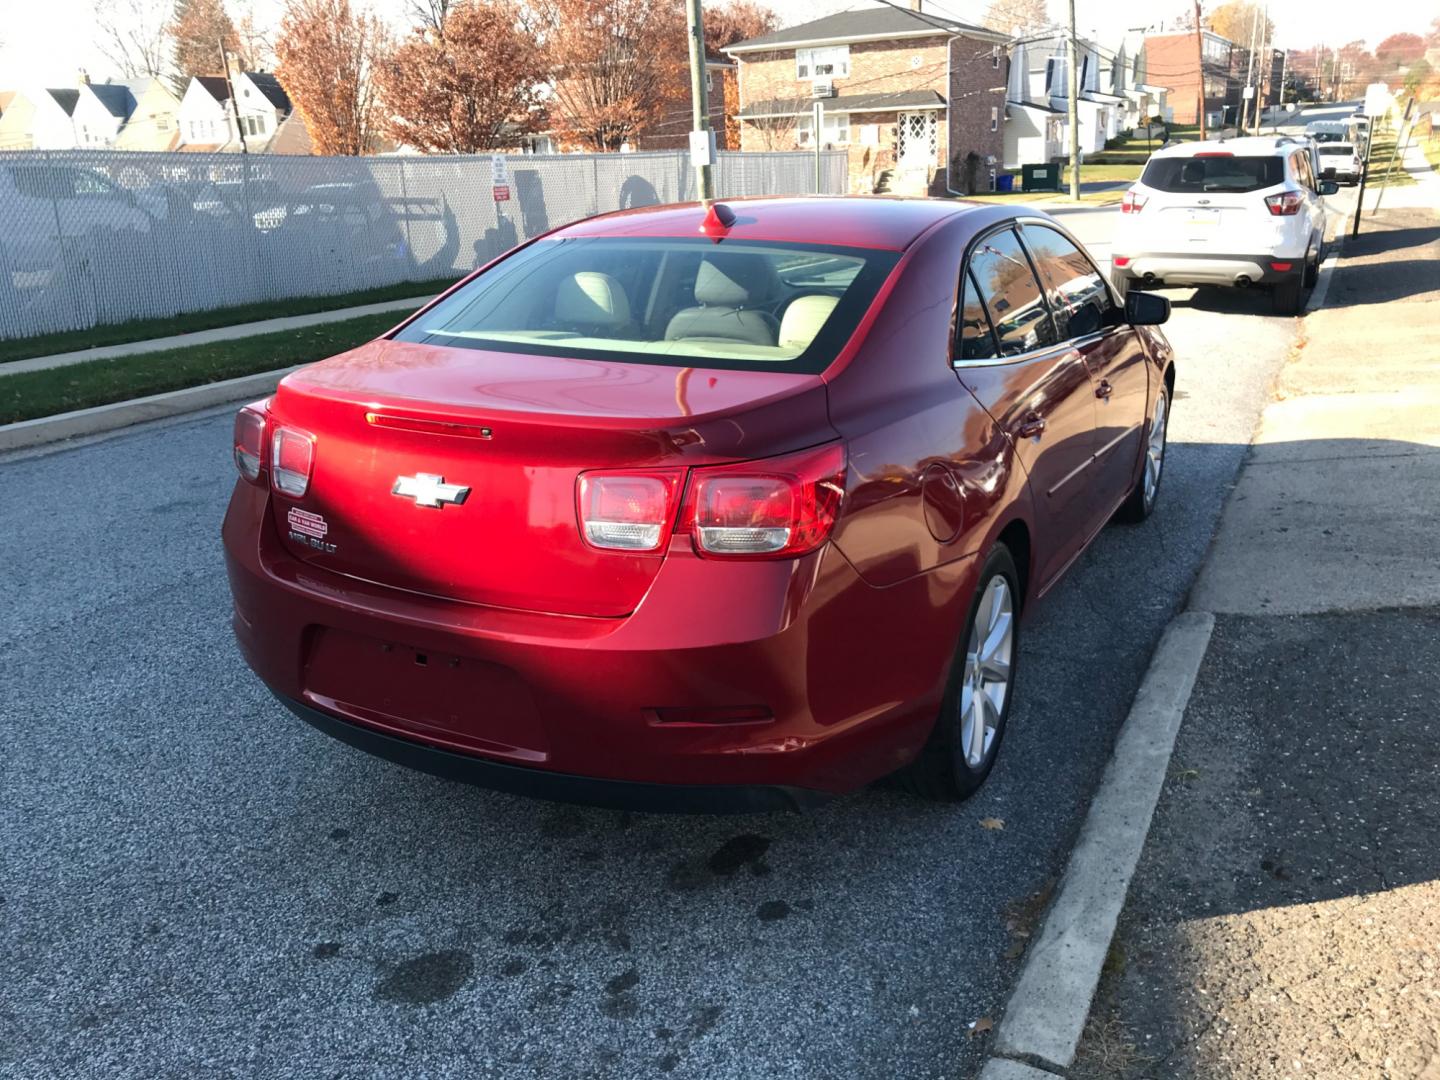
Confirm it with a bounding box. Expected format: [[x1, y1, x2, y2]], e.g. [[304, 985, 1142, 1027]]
[[703, 0, 777, 149], [536, 0, 688, 151], [376, 0, 547, 153], [275, 0, 389, 155]]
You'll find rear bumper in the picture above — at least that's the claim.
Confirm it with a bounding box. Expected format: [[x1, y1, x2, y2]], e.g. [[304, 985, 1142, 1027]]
[[223, 480, 975, 803], [274, 692, 829, 813], [1112, 252, 1302, 288]]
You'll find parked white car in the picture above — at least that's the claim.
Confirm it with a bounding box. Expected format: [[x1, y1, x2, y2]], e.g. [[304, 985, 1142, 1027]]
[[1316, 141, 1362, 184], [0, 162, 158, 296], [1111, 136, 1338, 315]]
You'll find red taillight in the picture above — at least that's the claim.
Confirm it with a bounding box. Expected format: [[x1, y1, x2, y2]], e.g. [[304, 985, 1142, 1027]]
[[233, 404, 267, 484], [1193, 151, 1233, 157], [1270, 261, 1293, 272], [1265, 190, 1304, 216], [577, 471, 684, 552], [270, 425, 315, 498], [681, 443, 846, 558], [1121, 189, 1148, 214], [1113, 256, 1131, 268]]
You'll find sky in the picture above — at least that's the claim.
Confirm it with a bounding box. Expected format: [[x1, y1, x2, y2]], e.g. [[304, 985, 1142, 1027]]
[[0, 0, 1433, 90]]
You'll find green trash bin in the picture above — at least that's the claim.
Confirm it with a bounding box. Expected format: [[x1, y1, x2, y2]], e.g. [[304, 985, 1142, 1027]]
[[1021, 163, 1062, 192]]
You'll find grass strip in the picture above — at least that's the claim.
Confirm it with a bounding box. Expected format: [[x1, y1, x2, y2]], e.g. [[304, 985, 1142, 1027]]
[[0, 311, 400, 425], [0, 278, 452, 365]]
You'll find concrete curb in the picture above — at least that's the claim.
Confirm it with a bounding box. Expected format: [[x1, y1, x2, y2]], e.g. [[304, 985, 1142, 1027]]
[[978, 1059, 1058, 1080], [0, 365, 301, 452], [4, 296, 431, 376], [984, 610, 1216, 1073]]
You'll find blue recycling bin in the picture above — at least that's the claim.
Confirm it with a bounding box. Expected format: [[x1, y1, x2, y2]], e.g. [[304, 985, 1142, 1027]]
[[996, 173, 1015, 193]]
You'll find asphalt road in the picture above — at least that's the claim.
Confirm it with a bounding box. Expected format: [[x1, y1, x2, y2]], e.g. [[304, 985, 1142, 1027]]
[[0, 166, 1349, 1080]]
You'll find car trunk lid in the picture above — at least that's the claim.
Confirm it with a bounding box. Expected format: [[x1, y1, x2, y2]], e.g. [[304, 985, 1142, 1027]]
[[265, 338, 834, 618]]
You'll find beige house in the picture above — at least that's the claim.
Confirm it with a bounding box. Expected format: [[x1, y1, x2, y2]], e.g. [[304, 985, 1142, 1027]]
[[113, 78, 182, 151]]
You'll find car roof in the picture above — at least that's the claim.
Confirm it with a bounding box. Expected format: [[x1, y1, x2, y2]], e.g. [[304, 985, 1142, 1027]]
[[1149, 136, 1301, 160], [553, 196, 985, 252]]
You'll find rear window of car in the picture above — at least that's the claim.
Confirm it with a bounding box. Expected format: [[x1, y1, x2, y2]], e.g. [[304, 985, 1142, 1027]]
[[394, 237, 900, 374], [1318, 145, 1353, 156], [1141, 155, 1285, 193]]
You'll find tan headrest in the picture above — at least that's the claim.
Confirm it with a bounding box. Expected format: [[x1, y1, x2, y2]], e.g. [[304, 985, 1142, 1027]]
[[555, 272, 631, 327], [779, 294, 839, 350]]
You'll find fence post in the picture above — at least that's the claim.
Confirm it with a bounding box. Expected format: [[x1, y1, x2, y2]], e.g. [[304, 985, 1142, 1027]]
[[398, 158, 417, 282]]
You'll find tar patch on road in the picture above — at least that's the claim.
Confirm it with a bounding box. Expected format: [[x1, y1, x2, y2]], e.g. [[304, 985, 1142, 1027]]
[[373, 949, 475, 1005], [667, 834, 771, 890]]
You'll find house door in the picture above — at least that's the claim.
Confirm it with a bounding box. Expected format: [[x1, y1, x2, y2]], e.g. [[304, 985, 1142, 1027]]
[[897, 111, 937, 169]]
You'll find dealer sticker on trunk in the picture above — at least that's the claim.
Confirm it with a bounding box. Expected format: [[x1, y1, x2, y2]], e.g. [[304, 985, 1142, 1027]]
[[287, 507, 337, 554]]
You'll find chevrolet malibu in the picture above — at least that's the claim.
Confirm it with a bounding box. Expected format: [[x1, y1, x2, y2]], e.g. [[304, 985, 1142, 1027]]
[[223, 196, 1175, 812]]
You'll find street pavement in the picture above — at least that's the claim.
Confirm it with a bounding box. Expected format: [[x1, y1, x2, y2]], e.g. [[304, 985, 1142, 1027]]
[[1073, 202, 1440, 1078], [0, 187, 1339, 1079]]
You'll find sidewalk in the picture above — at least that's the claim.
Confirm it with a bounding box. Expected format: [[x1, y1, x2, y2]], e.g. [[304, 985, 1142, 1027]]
[[1071, 205, 1440, 1077], [3, 294, 433, 377]]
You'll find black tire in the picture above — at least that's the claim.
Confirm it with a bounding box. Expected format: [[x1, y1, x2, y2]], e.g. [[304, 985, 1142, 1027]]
[[1116, 380, 1170, 523], [1271, 275, 1304, 315], [1303, 243, 1321, 288], [893, 544, 1020, 801]]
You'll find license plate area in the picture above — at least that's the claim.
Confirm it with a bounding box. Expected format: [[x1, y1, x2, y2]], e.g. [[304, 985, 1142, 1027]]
[[1185, 209, 1221, 227], [302, 627, 548, 762]]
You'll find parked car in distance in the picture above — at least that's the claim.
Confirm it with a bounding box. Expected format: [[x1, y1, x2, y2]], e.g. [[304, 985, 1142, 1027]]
[[1112, 136, 1338, 315], [0, 162, 158, 296], [1317, 141, 1362, 184], [223, 196, 1175, 812]]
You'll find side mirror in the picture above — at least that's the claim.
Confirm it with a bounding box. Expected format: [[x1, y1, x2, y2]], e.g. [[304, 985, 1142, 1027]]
[[1320, 180, 1339, 196], [1125, 290, 1170, 326]]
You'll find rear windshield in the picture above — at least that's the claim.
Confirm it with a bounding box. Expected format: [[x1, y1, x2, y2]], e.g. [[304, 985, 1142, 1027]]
[[1141, 155, 1285, 193], [394, 237, 900, 373], [1318, 144, 1353, 155]]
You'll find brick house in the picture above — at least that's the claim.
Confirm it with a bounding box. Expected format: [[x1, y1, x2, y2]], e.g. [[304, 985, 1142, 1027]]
[[1145, 30, 1234, 126], [725, 5, 1010, 196]]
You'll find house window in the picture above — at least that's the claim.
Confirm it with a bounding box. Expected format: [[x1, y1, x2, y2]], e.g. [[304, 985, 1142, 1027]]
[[796, 45, 850, 79], [990, 106, 999, 132], [795, 110, 850, 147], [992, 45, 1002, 68], [706, 71, 713, 93]]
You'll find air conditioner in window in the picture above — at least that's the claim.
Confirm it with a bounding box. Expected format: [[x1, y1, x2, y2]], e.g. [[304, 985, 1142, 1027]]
[[811, 77, 836, 99]]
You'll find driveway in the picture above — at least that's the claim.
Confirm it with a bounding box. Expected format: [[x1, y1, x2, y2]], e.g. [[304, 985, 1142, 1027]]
[[0, 200, 1336, 1078]]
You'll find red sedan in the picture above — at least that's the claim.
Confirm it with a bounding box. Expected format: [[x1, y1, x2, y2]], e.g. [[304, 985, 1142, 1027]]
[[223, 196, 1175, 812]]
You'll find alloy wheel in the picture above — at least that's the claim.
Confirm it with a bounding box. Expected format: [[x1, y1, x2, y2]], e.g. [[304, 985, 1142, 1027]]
[[960, 575, 1014, 769], [1143, 389, 1169, 509]]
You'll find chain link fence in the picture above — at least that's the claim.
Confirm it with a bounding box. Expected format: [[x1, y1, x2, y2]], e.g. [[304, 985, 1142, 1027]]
[[0, 148, 848, 343]]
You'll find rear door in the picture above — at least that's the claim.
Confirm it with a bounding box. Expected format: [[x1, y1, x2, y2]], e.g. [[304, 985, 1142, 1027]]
[[1140, 152, 1285, 254], [1020, 222, 1149, 523], [956, 226, 1098, 589]]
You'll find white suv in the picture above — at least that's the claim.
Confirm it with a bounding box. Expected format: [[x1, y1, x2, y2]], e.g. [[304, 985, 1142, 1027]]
[[1111, 136, 1337, 315], [1316, 141, 1362, 184]]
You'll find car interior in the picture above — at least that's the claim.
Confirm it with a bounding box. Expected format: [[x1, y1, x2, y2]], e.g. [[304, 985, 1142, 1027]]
[[408, 240, 866, 363]]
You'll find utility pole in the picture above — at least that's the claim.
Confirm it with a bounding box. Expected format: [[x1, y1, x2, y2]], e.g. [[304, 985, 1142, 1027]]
[[1253, 5, 1270, 133], [683, 0, 714, 201], [1276, 49, 1287, 130], [1067, 0, 1079, 199], [1193, 0, 1207, 140], [1241, 3, 1259, 135], [219, 38, 247, 154]]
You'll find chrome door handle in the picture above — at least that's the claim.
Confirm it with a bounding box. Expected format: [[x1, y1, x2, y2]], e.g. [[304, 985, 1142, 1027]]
[[1016, 415, 1046, 439], [1096, 379, 1114, 399]]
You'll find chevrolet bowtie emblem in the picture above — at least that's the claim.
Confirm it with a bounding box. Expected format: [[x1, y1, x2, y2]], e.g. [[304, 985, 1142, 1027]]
[[392, 473, 470, 509]]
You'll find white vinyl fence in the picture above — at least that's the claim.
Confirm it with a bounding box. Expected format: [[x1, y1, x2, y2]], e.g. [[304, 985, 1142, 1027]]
[[0, 148, 848, 342]]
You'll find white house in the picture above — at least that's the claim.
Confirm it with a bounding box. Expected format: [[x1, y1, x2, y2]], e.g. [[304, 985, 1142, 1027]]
[[72, 80, 134, 147], [178, 69, 292, 151], [0, 87, 83, 149], [1016, 33, 1122, 160], [1003, 41, 1063, 168], [1110, 35, 1168, 130]]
